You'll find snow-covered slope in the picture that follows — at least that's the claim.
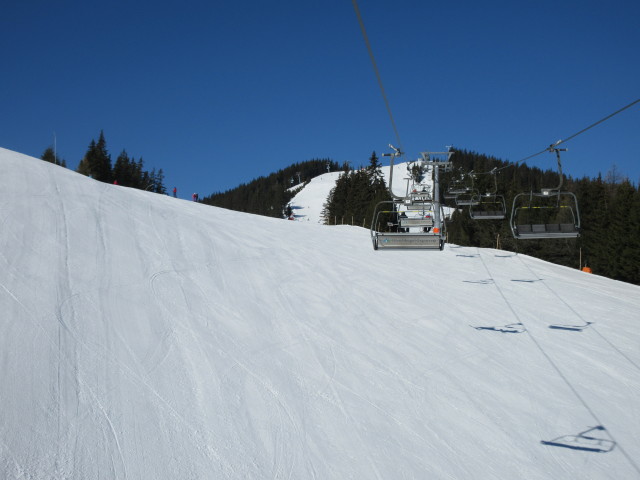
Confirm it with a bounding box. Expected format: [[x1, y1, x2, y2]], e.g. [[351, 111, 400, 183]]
[[288, 162, 419, 223], [2, 147, 640, 479]]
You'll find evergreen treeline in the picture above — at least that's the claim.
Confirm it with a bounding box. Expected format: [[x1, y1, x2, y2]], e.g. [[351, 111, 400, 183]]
[[201, 159, 342, 218], [40, 147, 66, 167], [443, 149, 640, 285], [40, 131, 166, 194], [322, 152, 392, 227]]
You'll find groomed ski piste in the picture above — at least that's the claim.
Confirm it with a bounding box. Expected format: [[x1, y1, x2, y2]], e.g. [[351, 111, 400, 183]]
[[1, 146, 639, 479]]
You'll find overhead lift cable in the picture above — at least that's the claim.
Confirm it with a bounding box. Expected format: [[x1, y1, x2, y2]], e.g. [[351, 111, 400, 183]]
[[352, 0, 404, 154], [475, 97, 640, 176]]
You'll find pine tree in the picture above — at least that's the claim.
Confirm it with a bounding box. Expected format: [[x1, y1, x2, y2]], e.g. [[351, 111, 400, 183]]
[[93, 131, 112, 182], [113, 150, 133, 186], [77, 131, 112, 182], [40, 147, 66, 167], [366, 151, 383, 183], [77, 140, 96, 177]]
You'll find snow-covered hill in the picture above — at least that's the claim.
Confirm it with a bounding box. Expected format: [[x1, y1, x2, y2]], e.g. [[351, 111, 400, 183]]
[[1, 147, 640, 479], [288, 161, 425, 224]]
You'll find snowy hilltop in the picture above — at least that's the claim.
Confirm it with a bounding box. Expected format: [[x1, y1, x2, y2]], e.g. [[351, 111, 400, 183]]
[[287, 161, 428, 224], [1, 146, 640, 479]]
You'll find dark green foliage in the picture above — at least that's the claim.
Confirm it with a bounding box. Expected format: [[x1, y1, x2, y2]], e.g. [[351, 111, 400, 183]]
[[443, 149, 640, 285], [201, 159, 341, 218], [113, 150, 142, 187], [77, 131, 112, 182], [322, 151, 392, 227], [75, 132, 166, 194], [40, 147, 66, 167]]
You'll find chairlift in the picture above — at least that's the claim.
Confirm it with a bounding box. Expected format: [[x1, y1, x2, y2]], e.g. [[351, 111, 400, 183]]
[[470, 194, 506, 219], [455, 192, 480, 207], [445, 173, 473, 197], [510, 148, 580, 239], [451, 172, 479, 206], [469, 169, 507, 220], [370, 200, 445, 250], [447, 172, 479, 207], [371, 146, 449, 251]]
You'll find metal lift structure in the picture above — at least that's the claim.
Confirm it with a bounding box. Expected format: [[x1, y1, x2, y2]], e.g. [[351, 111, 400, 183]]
[[371, 147, 452, 250]]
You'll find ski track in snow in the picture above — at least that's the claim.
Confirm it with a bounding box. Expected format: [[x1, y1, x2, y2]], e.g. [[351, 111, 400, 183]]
[[2, 148, 640, 479]]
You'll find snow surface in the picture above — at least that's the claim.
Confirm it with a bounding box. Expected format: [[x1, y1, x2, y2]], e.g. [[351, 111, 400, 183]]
[[1, 146, 640, 479]]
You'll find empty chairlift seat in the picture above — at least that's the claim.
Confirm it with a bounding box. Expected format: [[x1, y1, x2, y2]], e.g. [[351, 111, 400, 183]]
[[513, 223, 579, 239]]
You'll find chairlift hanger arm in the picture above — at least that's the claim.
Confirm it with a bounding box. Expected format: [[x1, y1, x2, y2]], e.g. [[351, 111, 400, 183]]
[[547, 146, 567, 192], [382, 144, 405, 200]]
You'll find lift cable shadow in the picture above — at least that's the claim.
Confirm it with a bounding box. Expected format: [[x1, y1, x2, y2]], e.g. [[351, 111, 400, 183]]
[[516, 255, 640, 375], [476, 249, 640, 476]]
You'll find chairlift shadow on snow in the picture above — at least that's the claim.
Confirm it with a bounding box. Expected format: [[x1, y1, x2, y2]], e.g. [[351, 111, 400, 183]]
[[549, 321, 593, 332], [456, 254, 480, 258], [463, 279, 494, 285], [510, 278, 543, 283], [471, 323, 526, 334], [541, 426, 615, 453]]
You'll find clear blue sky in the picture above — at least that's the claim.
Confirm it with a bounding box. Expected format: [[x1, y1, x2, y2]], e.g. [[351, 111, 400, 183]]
[[1, 0, 639, 198]]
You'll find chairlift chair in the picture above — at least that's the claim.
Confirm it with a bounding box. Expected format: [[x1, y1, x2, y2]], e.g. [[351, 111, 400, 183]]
[[470, 194, 507, 220], [510, 191, 580, 239], [510, 148, 580, 239], [455, 192, 480, 206], [370, 200, 444, 250], [469, 169, 507, 220], [371, 146, 449, 251], [446, 173, 473, 197], [452, 172, 479, 206]]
